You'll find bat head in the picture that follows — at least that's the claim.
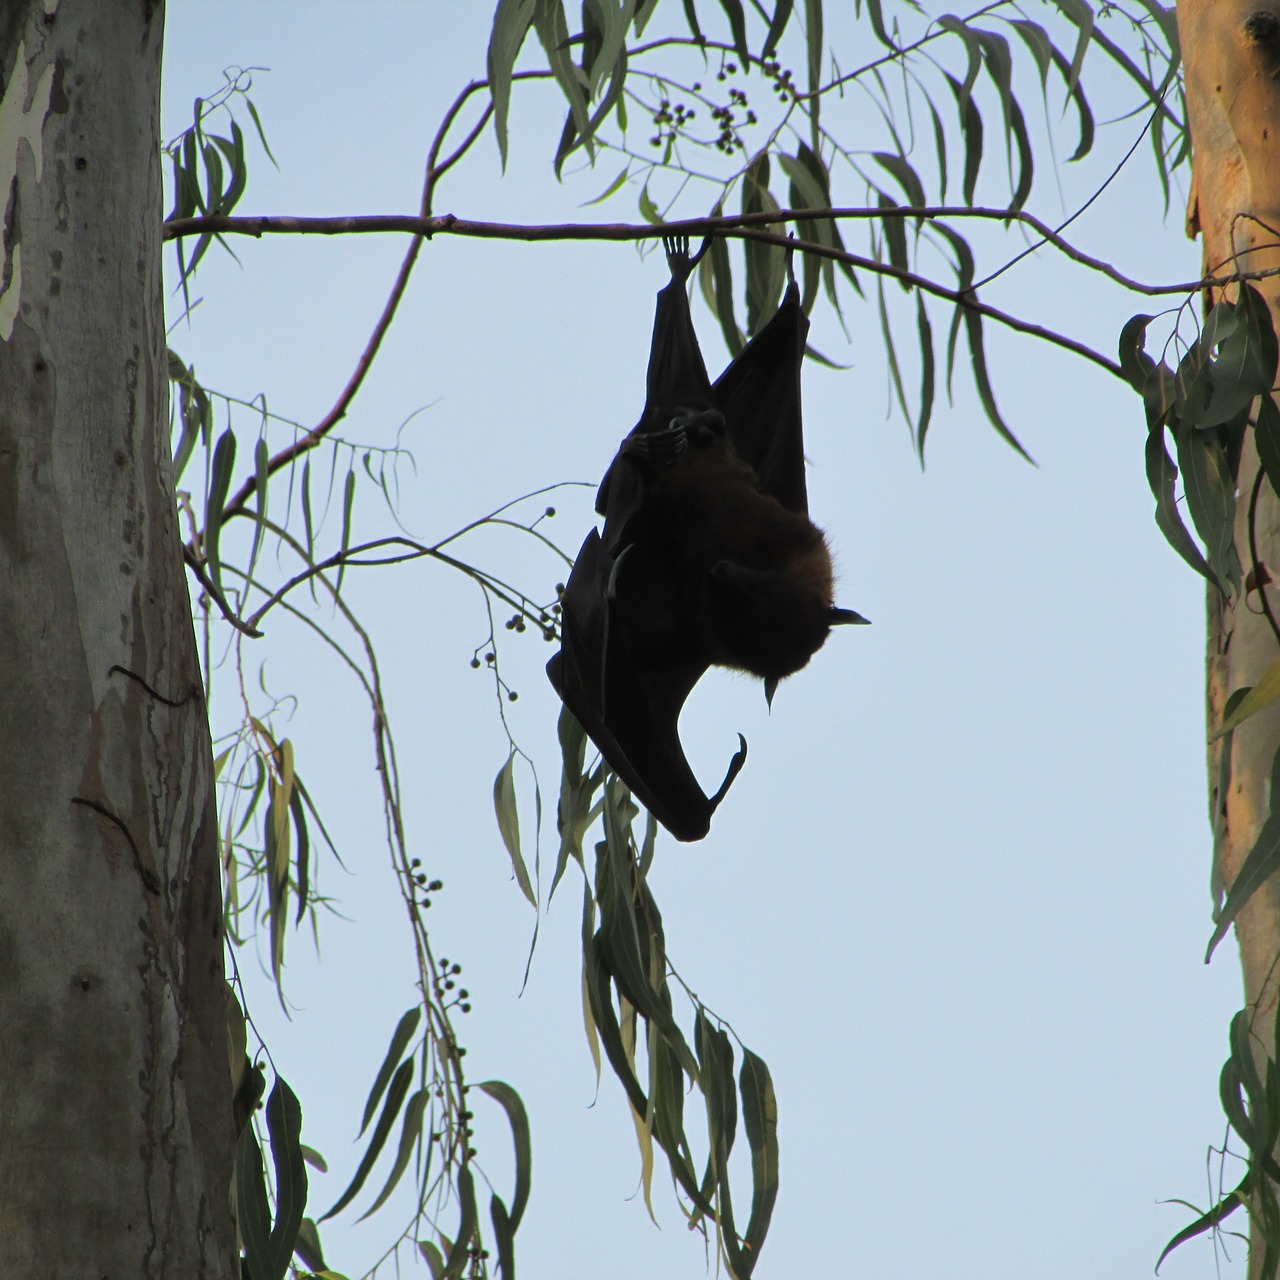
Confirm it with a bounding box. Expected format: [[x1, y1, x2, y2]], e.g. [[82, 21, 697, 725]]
[[705, 559, 837, 681]]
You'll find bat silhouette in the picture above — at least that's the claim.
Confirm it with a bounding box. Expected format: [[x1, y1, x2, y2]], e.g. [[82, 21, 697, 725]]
[[547, 237, 867, 841]]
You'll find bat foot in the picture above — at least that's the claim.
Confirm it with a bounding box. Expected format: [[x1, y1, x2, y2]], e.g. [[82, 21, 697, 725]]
[[624, 420, 689, 468], [670, 406, 725, 444]]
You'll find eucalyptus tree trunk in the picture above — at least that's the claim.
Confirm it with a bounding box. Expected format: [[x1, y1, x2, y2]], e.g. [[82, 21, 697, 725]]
[[0, 4, 235, 1274], [1182, 2, 1280, 1273]]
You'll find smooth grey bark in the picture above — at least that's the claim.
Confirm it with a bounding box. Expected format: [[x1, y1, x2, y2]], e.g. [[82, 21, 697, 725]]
[[0, 3, 235, 1274], [1181, 1, 1280, 1274]]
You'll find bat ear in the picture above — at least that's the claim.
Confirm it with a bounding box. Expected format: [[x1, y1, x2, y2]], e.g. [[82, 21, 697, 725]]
[[764, 675, 779, 709], [830, 606, 870, 626]]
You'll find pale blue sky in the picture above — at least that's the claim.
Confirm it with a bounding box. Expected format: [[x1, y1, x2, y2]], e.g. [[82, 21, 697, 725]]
[[164, 6, 1242, 1278]]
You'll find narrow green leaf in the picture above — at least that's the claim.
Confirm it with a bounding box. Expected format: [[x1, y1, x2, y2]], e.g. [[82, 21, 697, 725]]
[[963, 306, 1032, 461], [1156, 1181, 1246, 1270], [860, 0, 898, 51], [247, 435, 269, 583], [293, 1217, 327, 1272], [876, 192, 909, 291], [1007, 96, 1033, 212], [701, 221, 745, 356], [205, 426, 237, 592], [1229, 1008, 1269, 1141], [1239, 283, 1280, 386], [1212, 656, 1280, 740], [681, 0, 704, 42], [718, 0, 750, 64], [335, 465, 356, 596], [1202, 291, 1277, 427], [322, 1058, 414, 1220], [876, 276, 910, 427], [262, 1078, 307, 1279], [1219, 1053, 1254, 1149], [442, 1164, 480, 1280], [1174, 343, 1213, 428], [478, 1080, 533, 1227], [236, 1125, 275, 1280], [581, 164, 629, 207], [533, 0, 592, 175], [638, 181, 661, 225], [1257, 396, 1280, 498], [928, 97, 948, 200], [1175, 421, 1235, 591], [1118, 313, 1157, 392], [915, 292, 936, 459], [1053, 45, 1095, 162], [872, 151, 925, 212], [419, 1239, 446, 1280], [357, 1088, 427, 1220], [580, 0, 627, 98], [762, 0, 794, 56], [698, 1015, 738, 1160], [739, 1049, 779, 1261], [937, 18, 982, 114], [804, 0, 824, 105], [359, 1008, 421, 1136], [202, 139, 225, 217], [1054, 0, 1095, 93], [944, 72, 984, 205], [290, 784, 310, 925], [976, 29, 1015, 146], [1145, 426, 1214, 584], [221, 120, 248, 213], [494, 751, 536, 906], [634, 0, 660, 35], [244, 97, 278, 167], [742, 153, 784, 333], [490, 1195, 516, 1280], [1009, 18, 1052, 89], [778, 156, 830, 313]]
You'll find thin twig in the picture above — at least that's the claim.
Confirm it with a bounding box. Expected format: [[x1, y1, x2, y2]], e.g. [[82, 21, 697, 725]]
[[182, 545, 263, 637], [215, 78, 497, 527]]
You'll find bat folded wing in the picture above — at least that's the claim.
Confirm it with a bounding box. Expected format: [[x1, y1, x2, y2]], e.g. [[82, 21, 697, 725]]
[[547, 528, 746, 842]]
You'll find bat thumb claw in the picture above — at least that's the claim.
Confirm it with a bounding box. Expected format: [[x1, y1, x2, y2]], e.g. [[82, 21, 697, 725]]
[[830, 606, 870, 626], [708, 734, 748, 811]]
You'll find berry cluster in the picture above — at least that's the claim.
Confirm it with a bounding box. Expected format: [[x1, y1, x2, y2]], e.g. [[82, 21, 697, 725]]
[[645, 52, 799, 157]]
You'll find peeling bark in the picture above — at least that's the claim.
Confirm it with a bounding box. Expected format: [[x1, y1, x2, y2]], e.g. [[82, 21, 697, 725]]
[[0, 3, 235, 1274]]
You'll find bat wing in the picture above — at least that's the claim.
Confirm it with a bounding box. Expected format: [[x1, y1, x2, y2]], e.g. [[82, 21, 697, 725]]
[[713, 281, 811, 515], [547, 529, 745, 842], [549, 241, 769, 842]]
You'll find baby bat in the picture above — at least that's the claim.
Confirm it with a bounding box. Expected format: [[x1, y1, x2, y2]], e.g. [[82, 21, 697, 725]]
[[547, 237, 867, 841]]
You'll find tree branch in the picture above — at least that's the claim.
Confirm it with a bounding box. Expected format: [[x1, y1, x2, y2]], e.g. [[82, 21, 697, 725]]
[[163, 205, 1264, 300]]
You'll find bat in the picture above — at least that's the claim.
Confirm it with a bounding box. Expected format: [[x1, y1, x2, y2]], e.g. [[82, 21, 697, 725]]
[[547, 237, 867, 841]]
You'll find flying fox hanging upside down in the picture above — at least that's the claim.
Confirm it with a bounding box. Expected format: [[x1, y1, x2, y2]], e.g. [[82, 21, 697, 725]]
[[547, 236, 867, 842]]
